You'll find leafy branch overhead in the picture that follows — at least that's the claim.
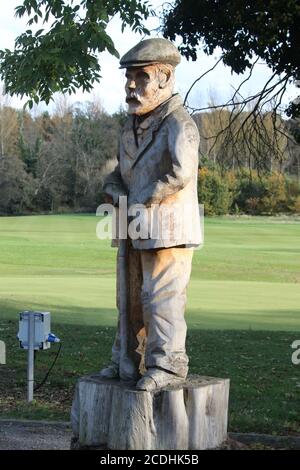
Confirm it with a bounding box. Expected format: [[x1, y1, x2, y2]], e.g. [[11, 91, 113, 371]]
[[0, 0, 299, 121], [162, 0, 300, 77], [0, 0, 150, 108], [162, 0, 300, 118]]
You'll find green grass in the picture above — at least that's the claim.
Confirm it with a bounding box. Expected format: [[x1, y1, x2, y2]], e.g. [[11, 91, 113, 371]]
[[0, 214, 300, 434]]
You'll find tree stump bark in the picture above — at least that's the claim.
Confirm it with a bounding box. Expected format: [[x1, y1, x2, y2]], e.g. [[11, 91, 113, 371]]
[[70, 374, 230, 450]]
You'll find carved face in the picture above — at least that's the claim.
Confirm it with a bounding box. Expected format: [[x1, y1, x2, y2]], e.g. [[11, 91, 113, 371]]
[[125, 64, 173, 116]]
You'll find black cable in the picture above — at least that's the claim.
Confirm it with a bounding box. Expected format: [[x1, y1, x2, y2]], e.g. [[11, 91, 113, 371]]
[[34, 342, 62, 392]]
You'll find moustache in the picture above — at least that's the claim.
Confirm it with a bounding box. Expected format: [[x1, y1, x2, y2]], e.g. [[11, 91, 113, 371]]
[[126, 91, 141, 104]]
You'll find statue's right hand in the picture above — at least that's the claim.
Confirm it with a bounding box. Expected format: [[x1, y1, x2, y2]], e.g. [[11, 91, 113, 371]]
[[104, 194, 114, 204]]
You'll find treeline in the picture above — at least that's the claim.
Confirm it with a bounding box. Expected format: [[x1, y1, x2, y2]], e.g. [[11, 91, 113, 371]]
[[0, 97, 125, 215], [0, 95, 300, 216], [194, 108, 300, 177], [195, 105, 300, 215]]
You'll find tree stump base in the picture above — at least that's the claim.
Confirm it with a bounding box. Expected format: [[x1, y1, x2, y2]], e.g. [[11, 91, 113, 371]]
[[70, 374, 230, 450]]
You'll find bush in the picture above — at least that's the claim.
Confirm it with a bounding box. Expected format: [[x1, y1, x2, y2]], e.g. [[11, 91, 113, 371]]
[[198, 168, 233, 215], [198, 168, 300, 216], [233, 173, 267, 215], [286, 178, 300, 213], [259, 173, 288, 214], [289, 195, 300, 214]]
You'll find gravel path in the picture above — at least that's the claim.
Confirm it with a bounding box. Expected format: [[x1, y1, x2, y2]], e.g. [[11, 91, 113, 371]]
[[0, 420, 71, 450], [0, 419, 299, 450]]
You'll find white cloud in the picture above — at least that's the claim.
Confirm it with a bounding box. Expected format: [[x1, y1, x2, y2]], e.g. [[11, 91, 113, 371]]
[[0, 0, 30, 49]]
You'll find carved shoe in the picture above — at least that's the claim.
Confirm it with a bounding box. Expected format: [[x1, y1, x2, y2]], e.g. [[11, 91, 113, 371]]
[[136, 368, 185, 391], [99, 363, 119, 379]]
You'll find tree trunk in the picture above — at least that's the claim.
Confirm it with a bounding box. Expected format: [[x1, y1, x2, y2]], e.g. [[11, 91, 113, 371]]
[[71, 374, 230, 450]]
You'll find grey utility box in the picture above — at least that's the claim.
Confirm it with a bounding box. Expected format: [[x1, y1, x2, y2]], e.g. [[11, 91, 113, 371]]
[[18, 311, 51, 350]]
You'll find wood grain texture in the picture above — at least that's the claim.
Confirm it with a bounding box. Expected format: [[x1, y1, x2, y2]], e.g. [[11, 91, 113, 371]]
[[71, 375, 229, 450]]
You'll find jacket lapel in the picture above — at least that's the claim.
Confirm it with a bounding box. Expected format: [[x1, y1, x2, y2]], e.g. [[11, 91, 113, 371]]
[[122, 116, 138, 160]]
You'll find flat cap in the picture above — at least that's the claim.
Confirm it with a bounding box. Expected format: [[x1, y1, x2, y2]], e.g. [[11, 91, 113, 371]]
[[119, 38, 181, 69]]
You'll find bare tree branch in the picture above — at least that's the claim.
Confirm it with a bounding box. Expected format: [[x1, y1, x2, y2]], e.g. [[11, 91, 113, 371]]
[[187, 60, 298, 176], [184, 57, 223, 106]]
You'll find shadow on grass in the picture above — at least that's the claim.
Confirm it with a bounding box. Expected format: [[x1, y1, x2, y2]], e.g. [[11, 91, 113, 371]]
[[1, 298, 299, 331], [0, 308, 299, 434]]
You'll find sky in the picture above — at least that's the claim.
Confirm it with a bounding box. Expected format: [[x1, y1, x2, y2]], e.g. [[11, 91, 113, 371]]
[[0, 0, 298, 115]]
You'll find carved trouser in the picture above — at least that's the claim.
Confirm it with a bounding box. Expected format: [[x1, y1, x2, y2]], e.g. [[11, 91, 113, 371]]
[[111, 242, 194, 379]]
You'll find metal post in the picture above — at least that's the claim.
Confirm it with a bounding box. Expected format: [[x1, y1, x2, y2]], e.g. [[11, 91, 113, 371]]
[[0, 340, 5, 364], [27, 312, 35, 402]]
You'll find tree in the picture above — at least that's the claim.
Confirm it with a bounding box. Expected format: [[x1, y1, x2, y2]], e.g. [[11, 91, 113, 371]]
[[1, 0, 299, 180], [0, 153, 33, 214], [28, 96, 122, 212], [162, 0, 300, 117], [195, 105, 289, 175], [1, 0, 299, 118], [0, 88, 20, 157], [68, 101, 120, 209], [0, 0, 150, 107], [159, 1, 300, 172]]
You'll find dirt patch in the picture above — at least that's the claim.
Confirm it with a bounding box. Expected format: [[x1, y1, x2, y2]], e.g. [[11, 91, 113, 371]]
[[0, 420, 71, 450]]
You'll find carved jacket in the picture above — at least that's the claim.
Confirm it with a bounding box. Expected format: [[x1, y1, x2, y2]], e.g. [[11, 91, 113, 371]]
[[103, 94, 202, 249]]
